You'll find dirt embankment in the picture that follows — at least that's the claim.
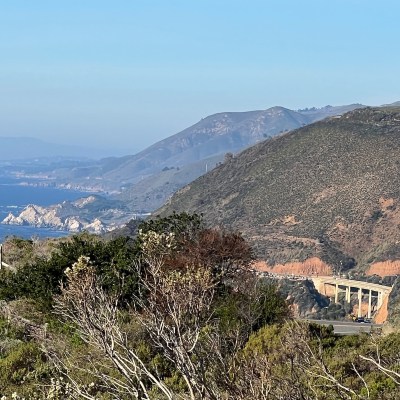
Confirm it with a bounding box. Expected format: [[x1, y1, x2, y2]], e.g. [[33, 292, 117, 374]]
[[374, 295, 389, 324], [367, 260, 400, 277], [253, 257, 332, 276]]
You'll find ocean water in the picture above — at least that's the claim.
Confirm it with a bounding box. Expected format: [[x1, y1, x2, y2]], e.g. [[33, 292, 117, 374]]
[[0, 178, 90, 241]]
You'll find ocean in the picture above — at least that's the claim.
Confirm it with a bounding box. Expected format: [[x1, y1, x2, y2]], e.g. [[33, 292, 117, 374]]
[[0, 178, 91, 242]]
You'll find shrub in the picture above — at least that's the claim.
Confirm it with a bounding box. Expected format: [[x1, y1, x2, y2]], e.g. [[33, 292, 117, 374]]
[[0, 233, 139, 311]]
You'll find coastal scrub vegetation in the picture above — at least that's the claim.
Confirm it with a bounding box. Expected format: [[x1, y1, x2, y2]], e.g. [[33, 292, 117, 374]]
[[0, 213, 400, 398]]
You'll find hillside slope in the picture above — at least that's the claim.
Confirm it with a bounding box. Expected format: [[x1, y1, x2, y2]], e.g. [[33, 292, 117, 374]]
[[116, 154, 223, 211], [157, 107, 400, 270]]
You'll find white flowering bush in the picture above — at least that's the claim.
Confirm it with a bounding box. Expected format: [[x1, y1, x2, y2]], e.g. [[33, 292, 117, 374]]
[[138, 229, 176, 260], [64, 256, 92, 279]]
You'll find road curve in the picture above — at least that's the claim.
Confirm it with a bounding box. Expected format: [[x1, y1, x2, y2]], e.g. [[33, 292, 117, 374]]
[[304, 319, 382, 335]]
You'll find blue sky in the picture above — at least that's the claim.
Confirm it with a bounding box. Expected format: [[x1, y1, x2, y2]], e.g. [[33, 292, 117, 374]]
[[1, 0, 399, 155]]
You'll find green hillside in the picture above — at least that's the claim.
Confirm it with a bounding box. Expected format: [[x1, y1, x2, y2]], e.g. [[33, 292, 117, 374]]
[[157, 107, 400, 270]]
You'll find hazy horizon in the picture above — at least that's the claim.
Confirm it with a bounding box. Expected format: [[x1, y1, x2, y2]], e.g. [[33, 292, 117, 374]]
[[0, 101, 382, 159], [1, 1, 399, 155]]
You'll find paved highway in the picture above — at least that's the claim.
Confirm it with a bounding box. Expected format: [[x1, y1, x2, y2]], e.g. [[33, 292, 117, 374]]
[[306, 319, 382, 335]]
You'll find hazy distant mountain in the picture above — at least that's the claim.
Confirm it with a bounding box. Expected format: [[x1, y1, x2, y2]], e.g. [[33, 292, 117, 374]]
[[382, 101, 400, 107], [157, 107, 400, 270], [0, 137, 107, 160], [297, 104, 364, 121]]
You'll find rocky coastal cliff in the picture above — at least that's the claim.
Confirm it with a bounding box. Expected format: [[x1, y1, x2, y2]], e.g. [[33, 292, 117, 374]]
[[1, 195, 132, 234]]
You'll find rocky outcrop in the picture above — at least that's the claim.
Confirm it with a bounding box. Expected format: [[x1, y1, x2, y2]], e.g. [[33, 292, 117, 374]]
[[3, 205, 103, 233], [1, 195, 130, 234], [3, 204, 63, 227], [274, 278, 330, 318]]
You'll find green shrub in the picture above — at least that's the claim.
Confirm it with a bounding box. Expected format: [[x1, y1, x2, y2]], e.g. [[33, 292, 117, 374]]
[[0, 233, 139, 311], [0, 342, 49, 394]]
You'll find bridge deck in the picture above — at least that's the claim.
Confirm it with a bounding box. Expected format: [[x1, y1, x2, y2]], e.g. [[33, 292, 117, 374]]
[[316, 277, 391, 294]]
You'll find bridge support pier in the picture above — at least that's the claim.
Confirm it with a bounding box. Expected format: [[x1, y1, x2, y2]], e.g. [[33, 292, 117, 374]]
[[335, 284, 339, 303], [377, 292, 383, 309], [368, 289, 372, 319], [358, 287, 362, 318], [345, 286, 351, 303]]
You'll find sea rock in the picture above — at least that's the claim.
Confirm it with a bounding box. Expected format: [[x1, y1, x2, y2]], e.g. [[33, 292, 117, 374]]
[[1, 196, 123, 234], [85, 218, 107, 234]]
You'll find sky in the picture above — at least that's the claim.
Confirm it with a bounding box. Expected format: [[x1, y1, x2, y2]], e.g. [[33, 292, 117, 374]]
[[1, 0, 400, 156]]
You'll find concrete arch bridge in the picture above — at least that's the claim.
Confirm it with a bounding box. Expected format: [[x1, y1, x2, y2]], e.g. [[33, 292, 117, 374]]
[[312, 277, 392, 319]]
